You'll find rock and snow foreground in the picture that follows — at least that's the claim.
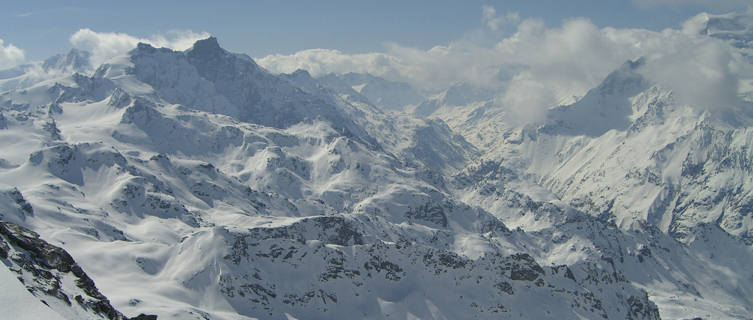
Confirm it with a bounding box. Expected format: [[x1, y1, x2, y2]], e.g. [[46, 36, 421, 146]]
[[0, 220, 156, 320], [0, 35, 750, 319]]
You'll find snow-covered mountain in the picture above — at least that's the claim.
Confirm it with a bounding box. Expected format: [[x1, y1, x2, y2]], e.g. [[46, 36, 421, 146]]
[[444, 58, 753, 243], [317, 72, 424, 111], [0, 34, 751, 320], [688, 8, 753, 50], [411, 82, 495, 117], [0, 48, 91, 92], [432, 57, 753, 318]]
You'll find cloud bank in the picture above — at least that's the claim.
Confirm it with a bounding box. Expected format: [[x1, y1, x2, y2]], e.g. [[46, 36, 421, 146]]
[[257, 7, 753, 123], [69, 29, 211, 68], [257, 49, 405, 80], [0, 39, 26, 69]]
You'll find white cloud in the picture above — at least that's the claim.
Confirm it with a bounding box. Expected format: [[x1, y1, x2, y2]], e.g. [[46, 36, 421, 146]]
[[69, 29, 210, 68], [482, 5, 520, 31], [0, 39, 26, 69], [257, 49, 405, 79], [256, 16, 645, 95], [493, 18, 639, 110], [499, 71, 556, 125], [493, 16, 753, 116], [258, 6, 753, 123], [639, 33, 749, 110]]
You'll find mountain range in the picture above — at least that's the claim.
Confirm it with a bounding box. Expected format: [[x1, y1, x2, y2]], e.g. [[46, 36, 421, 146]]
[[1, 10, 752, 320]]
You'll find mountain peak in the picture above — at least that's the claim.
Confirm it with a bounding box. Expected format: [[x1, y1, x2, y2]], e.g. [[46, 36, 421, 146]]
[[193, 36, 220, 48], [596, 58, 650, 97], [133, 42, 157, 55], [683, 9, 753, 48], [187, 36, 223, 58], [42, 48, 92, 72], [540, 58, 652, 136]]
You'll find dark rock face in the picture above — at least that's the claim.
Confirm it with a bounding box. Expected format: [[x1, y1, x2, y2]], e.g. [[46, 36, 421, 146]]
[[0, 220, 154, 320], [627, 293, 662, 320], [508, 253, 545, 281], [406, 204, 448, 228], [8, 188, 34, 216]]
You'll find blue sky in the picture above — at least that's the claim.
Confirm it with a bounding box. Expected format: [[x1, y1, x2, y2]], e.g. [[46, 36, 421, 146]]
[[1, 0, 748, 61]]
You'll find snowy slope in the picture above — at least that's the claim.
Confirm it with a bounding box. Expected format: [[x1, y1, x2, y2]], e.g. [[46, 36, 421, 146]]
[[452, 158, 753, 319], [0, 263, 67, 320]]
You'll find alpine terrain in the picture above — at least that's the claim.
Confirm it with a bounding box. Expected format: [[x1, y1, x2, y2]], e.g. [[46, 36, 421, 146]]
[[1, 10, 753, 320]]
